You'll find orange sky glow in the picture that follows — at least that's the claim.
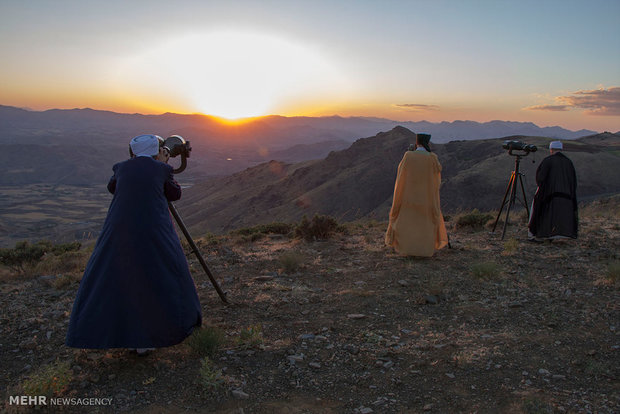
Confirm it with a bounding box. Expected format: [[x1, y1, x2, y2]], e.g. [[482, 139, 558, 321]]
[[1, 1, 618, 132]]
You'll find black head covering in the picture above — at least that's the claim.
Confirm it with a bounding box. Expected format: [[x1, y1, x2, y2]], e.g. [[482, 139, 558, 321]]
[[416, 133, 432, 152]]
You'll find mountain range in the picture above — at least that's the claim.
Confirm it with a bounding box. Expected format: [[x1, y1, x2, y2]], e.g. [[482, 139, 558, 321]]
[[0, 105, 598, 186]]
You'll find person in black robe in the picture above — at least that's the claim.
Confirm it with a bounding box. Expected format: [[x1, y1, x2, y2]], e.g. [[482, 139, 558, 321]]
[[528, 140, 578, 241], [66, 134, 202, 351]]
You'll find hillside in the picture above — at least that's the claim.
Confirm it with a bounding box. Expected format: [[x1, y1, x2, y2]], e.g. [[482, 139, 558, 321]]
[[1, 126, 617, 248], [180, 128, 620, 235], [1, 199, 619, 412]]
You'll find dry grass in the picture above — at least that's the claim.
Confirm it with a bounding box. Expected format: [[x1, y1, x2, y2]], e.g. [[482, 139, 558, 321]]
[[186, 326, 226, 357], [502, 238, 519, 255], [20, 360, 72, 397], [33, 251, 88, 278], [469, 261, 502, 280], [606, 261, 620, 284], [278, 250, 305, 274]]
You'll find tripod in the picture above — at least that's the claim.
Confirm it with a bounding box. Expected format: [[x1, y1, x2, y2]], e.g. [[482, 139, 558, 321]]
[[169, 202, 229, 303], [492, 154, 530, 240]]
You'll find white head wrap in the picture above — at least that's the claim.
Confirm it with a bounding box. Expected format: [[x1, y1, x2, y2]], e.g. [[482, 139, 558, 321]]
[[130, 134, 161, 157], [549, 141, 563, 150]]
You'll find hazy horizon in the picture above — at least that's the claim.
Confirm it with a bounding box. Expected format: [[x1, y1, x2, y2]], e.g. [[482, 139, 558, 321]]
[[1, 0, 619, 132], [1, 103, 606, 134]]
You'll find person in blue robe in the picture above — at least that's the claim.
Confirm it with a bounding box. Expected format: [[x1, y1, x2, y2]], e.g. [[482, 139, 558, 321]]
[[66, 134, 202, 350]]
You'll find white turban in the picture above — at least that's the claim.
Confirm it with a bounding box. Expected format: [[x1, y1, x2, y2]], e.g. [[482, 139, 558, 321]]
[[549, 141, 563, 150], [130, 134, 161, 157]]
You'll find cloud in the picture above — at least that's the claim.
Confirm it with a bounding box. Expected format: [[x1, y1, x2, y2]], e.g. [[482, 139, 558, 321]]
[[525, 104, 570, 112], [394, 103, 439, 112], [525, 87, 620, 116]]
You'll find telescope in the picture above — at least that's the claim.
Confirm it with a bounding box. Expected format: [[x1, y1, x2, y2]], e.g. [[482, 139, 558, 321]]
[[162, 135, 191, 174], [502, 140, 537, 156]]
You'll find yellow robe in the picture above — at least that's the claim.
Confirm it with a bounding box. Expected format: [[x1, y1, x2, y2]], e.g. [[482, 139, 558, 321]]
[[385, 150, 448, 257]]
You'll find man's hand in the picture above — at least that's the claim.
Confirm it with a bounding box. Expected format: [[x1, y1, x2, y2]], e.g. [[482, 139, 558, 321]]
[[156, 147, 170, 164]]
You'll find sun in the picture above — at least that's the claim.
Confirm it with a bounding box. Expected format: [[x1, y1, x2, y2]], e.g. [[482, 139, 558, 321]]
[[115, 31, 344, 119]]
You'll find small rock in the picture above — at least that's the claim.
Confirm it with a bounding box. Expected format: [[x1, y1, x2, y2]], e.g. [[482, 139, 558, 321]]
[[254, 275, 274, 281], [232, 389, 249, 399], [423, 403, 432, 411], [299, 334, 315, 340], [446, 373, 455, 379], [344, 344, 360, 355], [19, 339, 36, 350], [425, 295, 439, 305], [22, 364, 32, 372], [383, 361, 394, 369], [538, 368, 550, 376], [552, 374, 566, 379], [359, 407, 373, 414], [347, 314, 366, 319], [287, 355, 304, 363], [398, 280, 409, 286], [308, 362, 321, 369]]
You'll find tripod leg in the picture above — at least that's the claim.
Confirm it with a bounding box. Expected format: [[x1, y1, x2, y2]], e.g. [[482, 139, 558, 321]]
[[168, 202, 229, 304], [501, 173, 517, 240], [492, 172, 515, 232], [518, 173, 529, 220]]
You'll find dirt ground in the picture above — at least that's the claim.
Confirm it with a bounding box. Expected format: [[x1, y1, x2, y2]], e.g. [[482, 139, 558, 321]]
[[1, 201, 619, 413]]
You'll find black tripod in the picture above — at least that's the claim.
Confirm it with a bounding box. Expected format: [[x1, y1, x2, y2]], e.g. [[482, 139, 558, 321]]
[[492, 154, 530, 240], [169, 202, 229, 304]]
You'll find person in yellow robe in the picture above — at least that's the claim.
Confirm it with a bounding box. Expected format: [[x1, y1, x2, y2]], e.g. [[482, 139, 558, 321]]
[[385, 133, 449, 257]]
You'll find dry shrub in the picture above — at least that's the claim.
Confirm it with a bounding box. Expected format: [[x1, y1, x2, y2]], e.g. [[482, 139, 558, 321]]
[[20, 360, 72, 397], [236, 324, 263, 349], [199, 357, 224, 392], [470, 261, 502, 280], [186, 326, 226, 357], [455, 209, 494, 231], [278, 251, 305, 273], [1, 240, 83, 275], [607, 261, 620, 284], [294, 214, 344, 241], [503, 238, 519, 255], [34, 251, 88, 278]]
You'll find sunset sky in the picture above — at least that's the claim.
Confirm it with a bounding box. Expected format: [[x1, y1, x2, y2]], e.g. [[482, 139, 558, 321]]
[[1, 0, 619, 131]]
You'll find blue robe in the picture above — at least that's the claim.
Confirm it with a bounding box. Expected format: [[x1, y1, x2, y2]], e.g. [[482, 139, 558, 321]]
[[66, 156, 202, 349]]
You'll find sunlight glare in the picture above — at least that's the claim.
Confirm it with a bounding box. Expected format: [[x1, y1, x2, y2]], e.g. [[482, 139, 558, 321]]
[[117, 31, 345, 119]]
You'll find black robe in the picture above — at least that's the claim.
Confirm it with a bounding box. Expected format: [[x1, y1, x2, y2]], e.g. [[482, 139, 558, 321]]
[[528, 152, 578, 239], [66, 156, 202, 349]]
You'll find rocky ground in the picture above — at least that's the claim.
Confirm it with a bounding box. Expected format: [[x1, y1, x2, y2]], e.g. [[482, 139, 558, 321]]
[[1, 200, 619, 413]]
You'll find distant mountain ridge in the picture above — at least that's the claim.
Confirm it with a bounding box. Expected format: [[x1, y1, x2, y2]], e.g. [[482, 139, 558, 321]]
[[0, 105, 603, 187]]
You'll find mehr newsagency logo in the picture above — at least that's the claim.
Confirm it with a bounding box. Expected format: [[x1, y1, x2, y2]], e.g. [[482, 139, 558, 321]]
[[9, 395, 113, 406]]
